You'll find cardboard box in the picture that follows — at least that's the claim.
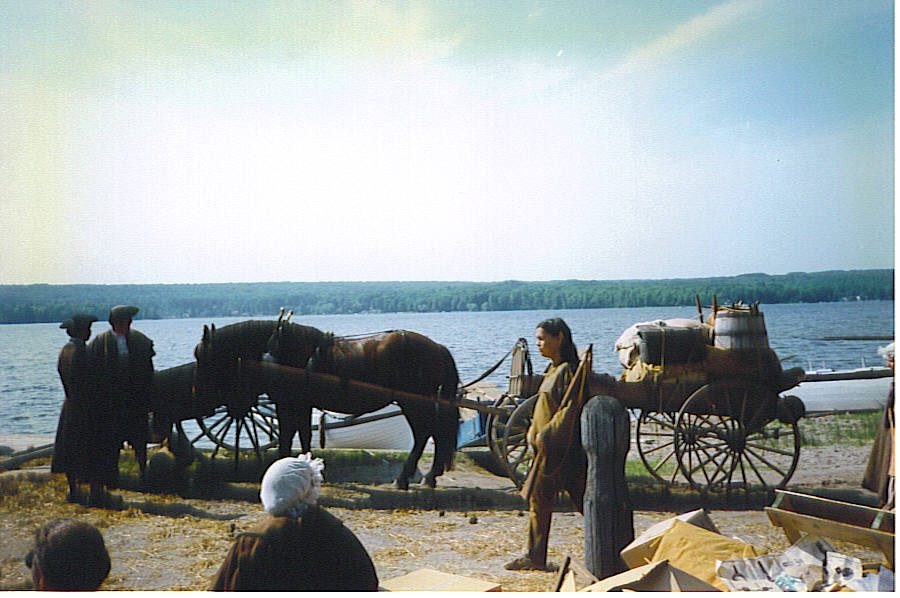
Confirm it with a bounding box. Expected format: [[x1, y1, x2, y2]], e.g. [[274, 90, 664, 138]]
[[379, 568, 501, 592], [620, 508, 720, 568], [652, 519, 759, 590], [579, 560, 719, 592]]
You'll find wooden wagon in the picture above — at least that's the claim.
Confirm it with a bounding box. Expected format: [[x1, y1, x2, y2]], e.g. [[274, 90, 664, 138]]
[[487, 306, 809, 495]]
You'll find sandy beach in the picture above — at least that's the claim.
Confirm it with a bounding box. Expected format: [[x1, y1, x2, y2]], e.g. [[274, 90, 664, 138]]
[[0, 425, 889, 592]]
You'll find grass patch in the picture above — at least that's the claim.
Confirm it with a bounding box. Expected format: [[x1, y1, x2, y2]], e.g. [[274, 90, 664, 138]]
[[799, 411, 881, 447]]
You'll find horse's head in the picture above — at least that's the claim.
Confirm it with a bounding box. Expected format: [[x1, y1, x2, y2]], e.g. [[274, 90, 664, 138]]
[[265, 321, 328, 369], [193, 323, 260, 409], [193, 323, 229, 404]]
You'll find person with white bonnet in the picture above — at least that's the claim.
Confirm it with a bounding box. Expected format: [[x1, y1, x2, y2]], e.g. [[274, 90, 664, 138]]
[[863, 342, 894, 508], [210, 454, 379, 591]]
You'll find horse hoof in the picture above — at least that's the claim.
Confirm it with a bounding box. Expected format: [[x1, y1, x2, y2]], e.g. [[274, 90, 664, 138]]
[[424, 475, 437, 489], [394, 479, 409, 491]]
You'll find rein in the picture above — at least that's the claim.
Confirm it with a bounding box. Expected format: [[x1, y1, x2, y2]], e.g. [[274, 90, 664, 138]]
[[459, 345, 515, 389], [460, 337, 532, 389]]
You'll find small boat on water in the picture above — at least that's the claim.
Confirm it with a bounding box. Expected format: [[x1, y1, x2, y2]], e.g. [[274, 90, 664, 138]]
[[309, 406, 413, 451], [793, 366, 893, 415], [801, 366, 893, 382], [307, 381, 502, 452]]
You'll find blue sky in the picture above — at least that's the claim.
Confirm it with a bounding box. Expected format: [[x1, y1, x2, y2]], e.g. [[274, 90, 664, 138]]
[[1, 1, 893, 284]]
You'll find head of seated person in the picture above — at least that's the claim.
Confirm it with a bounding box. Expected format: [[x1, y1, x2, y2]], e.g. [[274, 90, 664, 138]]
[[260, 453, 325, 518], [27, 518, 111, 591]]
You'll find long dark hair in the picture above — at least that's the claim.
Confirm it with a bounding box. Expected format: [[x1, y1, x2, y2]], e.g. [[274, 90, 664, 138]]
[[537, 317, 579, 370]]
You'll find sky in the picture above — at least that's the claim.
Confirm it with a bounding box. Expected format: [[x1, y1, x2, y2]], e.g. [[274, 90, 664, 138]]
[[1, 0, 894, 285]]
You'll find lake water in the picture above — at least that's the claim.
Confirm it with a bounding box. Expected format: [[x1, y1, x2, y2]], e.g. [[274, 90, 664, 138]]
[[0, 301, 893, 435]]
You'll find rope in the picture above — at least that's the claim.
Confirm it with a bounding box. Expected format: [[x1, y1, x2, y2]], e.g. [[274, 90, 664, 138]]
[[459, 345, 515, 389], [334, 329, 397, 339]]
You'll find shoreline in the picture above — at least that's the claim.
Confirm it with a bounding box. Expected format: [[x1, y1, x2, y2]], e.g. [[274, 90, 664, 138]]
[[0, 434, 55, 454]]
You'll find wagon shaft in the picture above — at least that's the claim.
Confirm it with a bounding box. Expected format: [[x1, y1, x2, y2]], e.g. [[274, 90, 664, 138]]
[[241, 359, 508, 416]]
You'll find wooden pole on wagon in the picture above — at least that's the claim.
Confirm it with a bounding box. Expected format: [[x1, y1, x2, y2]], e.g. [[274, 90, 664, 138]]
[[581, 394, 634, 580]]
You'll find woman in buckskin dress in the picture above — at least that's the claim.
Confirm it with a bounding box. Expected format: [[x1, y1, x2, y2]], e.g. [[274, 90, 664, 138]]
[[506, 317, 587, 572]]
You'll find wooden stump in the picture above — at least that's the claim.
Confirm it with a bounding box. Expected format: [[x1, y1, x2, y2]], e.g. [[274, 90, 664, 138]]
[[581, 395, 634, 580]]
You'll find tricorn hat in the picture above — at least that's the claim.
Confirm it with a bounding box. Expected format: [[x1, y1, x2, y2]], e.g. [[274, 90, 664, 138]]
[[108, 305, 139, 323], [60, 313, 99, 332]]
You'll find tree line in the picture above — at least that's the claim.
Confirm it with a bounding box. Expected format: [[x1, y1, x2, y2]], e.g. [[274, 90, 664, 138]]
[[0, 269, 892, 324]]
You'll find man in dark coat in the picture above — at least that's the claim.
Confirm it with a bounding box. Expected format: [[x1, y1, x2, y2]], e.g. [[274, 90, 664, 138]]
[[86, 305, 155, 503], [50, 313, 98, 503]]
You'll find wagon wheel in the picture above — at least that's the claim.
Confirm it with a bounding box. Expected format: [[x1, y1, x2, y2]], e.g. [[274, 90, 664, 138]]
[[635, 410, 682, 485], [176, 394, 280, 465], [673, 380, 801, 494], [485, 394, 519, 465], [501, 395, 537, 489]]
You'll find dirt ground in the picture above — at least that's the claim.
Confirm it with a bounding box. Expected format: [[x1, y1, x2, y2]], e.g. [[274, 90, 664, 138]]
[[0, 440, 888, 592]]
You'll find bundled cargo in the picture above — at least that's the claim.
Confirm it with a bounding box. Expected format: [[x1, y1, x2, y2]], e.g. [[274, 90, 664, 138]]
[[616, 303, 786, 389]]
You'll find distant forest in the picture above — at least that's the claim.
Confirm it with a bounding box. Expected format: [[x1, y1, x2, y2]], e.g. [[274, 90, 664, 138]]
[[0, 269, 893, 324]]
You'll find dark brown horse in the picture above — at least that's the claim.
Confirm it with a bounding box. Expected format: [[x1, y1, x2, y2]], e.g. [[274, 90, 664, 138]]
[[148, 361, 203, 465], [193, 318, 460, 489], [192, 320, 279, 414], [264, 322, 460, 489]]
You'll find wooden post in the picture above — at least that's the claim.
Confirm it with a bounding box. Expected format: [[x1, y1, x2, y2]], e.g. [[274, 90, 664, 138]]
[[581, 395, 634, 580]]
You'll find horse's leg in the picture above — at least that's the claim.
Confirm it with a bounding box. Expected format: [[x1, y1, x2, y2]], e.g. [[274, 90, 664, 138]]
[[423, 441, 444, 488], [297, 404, 313, 454], [274, 393, 298, 457], [396, 408, 429, 490], [134, 432, 148, 487], [423, 404, 455, 488]]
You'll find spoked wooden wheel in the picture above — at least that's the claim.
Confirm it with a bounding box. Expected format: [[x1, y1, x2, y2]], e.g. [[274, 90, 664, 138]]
[[177, 394, 280, 463], [486, 395, 519, 466], [501, 395, 536, 489], [673, 380, 801, 494], [635, 410, 682, 485]]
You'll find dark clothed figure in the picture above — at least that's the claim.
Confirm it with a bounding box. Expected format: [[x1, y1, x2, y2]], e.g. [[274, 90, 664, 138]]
[[863, 343, 895, 507], [50, 314, 98, 502], [863, 383, 895, 506], [86, 305, 155, 497], [210, 506, 379, 591], [27, 518, 110, 591]]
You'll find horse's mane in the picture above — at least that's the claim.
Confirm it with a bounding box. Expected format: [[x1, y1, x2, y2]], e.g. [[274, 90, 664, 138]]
[[278, 322, 328, 346], [203, 320, 279, 357]]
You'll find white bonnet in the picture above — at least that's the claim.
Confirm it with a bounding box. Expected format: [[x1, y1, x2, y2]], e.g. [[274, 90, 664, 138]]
[[878, 342, 895, 359], [259, 454, 325, 517]]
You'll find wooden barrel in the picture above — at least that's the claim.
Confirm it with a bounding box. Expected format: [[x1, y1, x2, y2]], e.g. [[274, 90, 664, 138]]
[[713, 310, 770, 349]]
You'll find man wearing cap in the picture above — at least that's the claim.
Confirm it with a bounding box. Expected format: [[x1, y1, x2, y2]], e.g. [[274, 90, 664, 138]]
[[51, 314, 99, 503], [210, 455, 378, 591], [86, 305, 155, 501]]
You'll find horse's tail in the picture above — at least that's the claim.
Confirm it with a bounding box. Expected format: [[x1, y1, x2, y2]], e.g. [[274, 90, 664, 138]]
[[434, 347, 460, 473]]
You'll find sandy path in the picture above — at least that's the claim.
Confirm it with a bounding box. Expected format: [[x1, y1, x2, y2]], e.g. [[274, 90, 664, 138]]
[[1, 437, 887, 592]]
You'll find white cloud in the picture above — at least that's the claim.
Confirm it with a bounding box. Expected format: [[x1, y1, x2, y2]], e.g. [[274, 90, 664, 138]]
[[600, 0, 768, 85]]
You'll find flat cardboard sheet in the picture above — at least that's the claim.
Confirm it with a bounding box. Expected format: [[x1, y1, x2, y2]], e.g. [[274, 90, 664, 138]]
[[379, 568, 501, 592], [620, 508, 720, 568], [578, 559, 719, 592], [652, 518, 759, 590]]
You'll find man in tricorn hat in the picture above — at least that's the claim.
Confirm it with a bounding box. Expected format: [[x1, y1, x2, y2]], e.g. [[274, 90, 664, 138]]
[[51, 314, 98, 503], [86, 305, 155, 505]]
